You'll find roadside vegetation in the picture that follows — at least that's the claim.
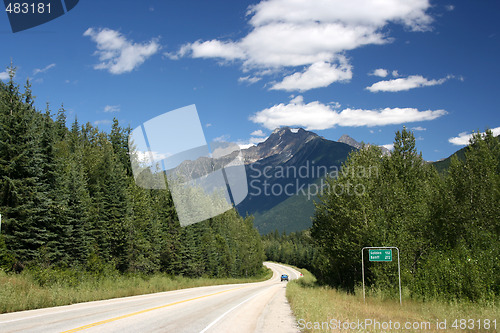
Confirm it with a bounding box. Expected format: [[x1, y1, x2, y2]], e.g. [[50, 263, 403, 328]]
[[311, 127, 499, 302], [267, 128, 499, 330], [287, 269, 499, 333], [0, 266, 271, 313], [267, 128, 499, 304]]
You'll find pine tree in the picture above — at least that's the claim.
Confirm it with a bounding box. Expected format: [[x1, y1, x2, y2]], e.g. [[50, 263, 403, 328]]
[[57, 122, 92, 267], [0, 68, 49, 263], [109, 118, 132, 176], [55, 104, 68, 140]]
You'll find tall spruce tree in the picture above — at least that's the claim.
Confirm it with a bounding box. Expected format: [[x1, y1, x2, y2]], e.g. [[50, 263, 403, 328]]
[[0, 68, 50, 263]]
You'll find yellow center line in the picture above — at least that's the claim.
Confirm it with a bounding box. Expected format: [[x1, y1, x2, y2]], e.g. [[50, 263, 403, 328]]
[[60, 286, 248, 333]]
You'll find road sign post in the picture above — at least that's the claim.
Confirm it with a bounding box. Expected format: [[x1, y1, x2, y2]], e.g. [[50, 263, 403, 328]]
[[362, 246, 401, 305]]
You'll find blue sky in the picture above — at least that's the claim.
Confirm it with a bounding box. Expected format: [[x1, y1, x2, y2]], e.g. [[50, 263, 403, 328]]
[[1, 0, 499, 161]]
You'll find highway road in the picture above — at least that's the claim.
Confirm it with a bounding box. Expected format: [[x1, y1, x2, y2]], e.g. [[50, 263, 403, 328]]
[[0, 262, 301, 333]]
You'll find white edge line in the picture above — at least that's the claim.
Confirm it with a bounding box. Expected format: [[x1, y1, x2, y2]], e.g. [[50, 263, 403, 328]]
[[199, 286, 273, 333], [0, 312, 61, 325], [0, 286, 227, 325]]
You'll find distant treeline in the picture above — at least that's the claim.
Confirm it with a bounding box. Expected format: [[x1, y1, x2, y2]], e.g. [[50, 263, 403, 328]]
[[266, 127, 499, 302], [262, 230, 316, 272], [0, 66, 264, 278]]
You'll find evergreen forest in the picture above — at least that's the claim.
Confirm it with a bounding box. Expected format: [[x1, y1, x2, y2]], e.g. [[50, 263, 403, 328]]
[[0, 67, 265, 279]]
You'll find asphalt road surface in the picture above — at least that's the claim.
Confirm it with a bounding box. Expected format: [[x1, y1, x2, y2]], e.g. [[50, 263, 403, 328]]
[[0, 262, 301, 333]]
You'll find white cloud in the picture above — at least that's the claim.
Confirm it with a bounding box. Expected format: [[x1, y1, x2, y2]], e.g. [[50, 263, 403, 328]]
[[449, 132, 470, 146], [186, 40, 245, 60], [169, 0, 433, 91], [238, 136, 268, 149], [251, 129, 266, 137], [0, 71, 9, 80], [239, 22, 386, 68], [104, 105, 120, 113], [329, 101, 342, 109], [205, 123, 212, 128], [135, 150, 171, 163], [366, 75, 453, 92], [370, 68, 402, 78], [445, 5, 455, 11], [33, 63, 56, 75], [238, 75, 261, 84], [290, 95, 304, 104], [448, 127, 500, 146], [94, 119, 112, 126], [213, 134, 230, 142], [382, 143, 394, 151], [411, 126, 426, 131], [84, 28, 160, 74], [250, 96, 447, 130], [370, 68, 389, 77], [248, 0, 432, 30], [271, 59, 352, 91]]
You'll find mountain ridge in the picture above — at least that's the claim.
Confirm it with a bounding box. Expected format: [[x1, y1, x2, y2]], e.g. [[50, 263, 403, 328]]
[[236, 127, 355, 233], [337, 133, 391, 155]]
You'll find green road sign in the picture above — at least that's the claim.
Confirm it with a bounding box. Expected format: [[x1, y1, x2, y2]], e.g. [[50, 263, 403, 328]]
[[369, 249, 392, 262]]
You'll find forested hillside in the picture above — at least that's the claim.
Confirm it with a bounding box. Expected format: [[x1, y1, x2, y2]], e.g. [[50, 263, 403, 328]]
[[0, 67, 264, 278]]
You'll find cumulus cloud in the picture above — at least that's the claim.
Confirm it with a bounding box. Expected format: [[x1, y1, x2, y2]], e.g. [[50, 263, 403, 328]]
[[250, 96, 447, 130], [94, 119, 112, 126], [251, 129, 266, 137], [238, 76, 261, 84], [169, 0, 433, 91], [370, 68, 389, 77], [104, 105, 120, 113], [135, 151, 171, 164], [382, 143, 394, 151], [448, 127, 500, 145], [238, 136, 268, 149], [0, 71, 9, 80], [33, 63, 56, 75], [185, 40, 245, 61], [247, 0, 432, 29], [84, 28, 160, 74], [270, 59, 352, 91], [213, 134, 230, 142], [366, 75, 453, 92]]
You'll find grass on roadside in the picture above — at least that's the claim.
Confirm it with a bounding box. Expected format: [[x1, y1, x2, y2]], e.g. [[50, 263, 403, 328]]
[[0, 267, 272, 314], [287, 269, 499, 332]]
